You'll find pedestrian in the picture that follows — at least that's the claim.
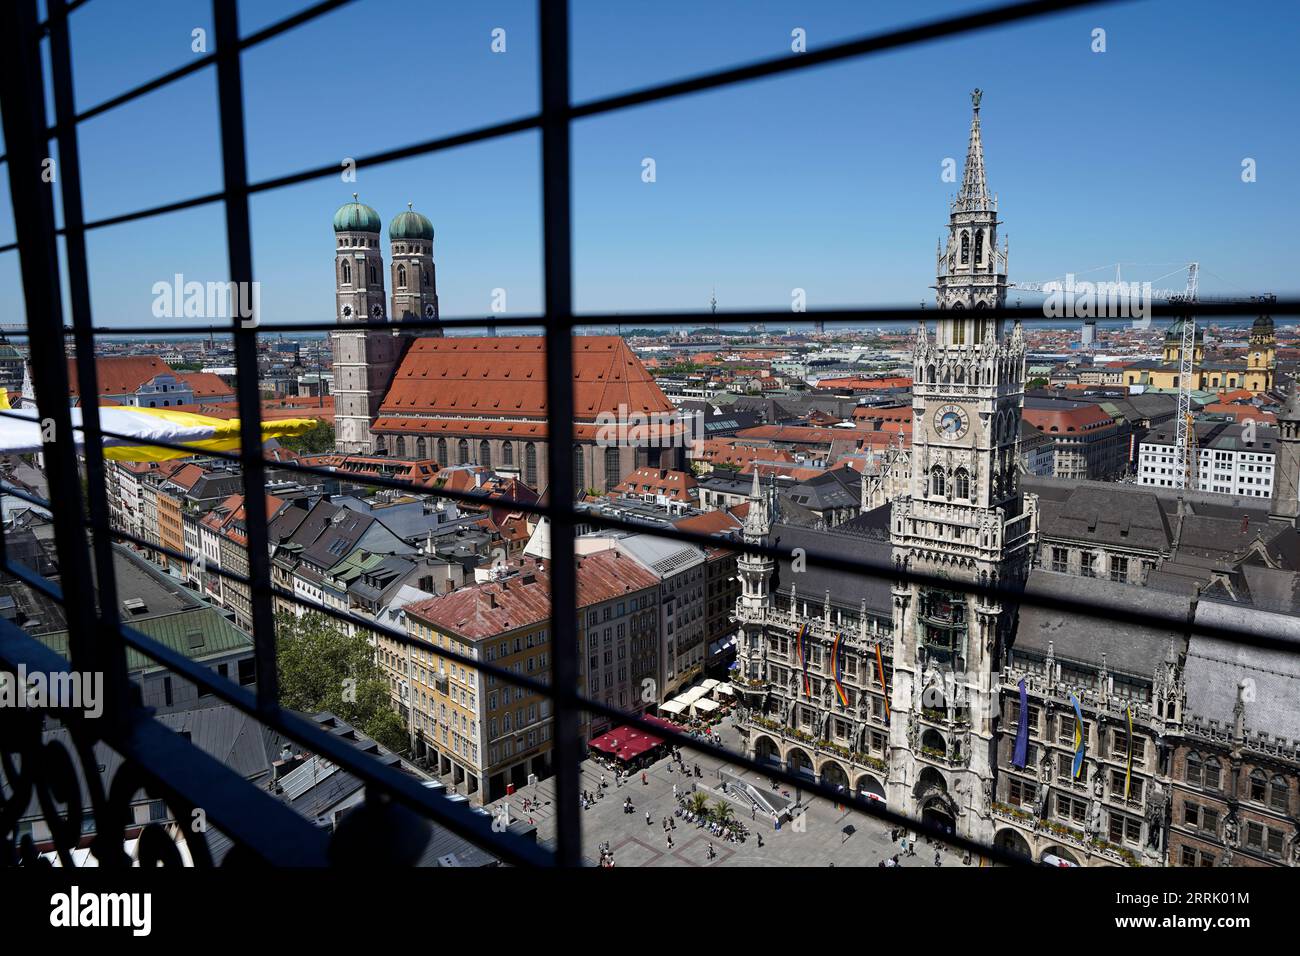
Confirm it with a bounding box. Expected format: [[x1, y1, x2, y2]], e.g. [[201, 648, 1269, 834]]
[[757, 834, 764, 848], [646, 811, 652, 826], [641, 771, 648, 785], [935, 849, 942, 868], [751, 806, 756, 820], [667, 835, 674, 850], [672, 783, 678, 799]]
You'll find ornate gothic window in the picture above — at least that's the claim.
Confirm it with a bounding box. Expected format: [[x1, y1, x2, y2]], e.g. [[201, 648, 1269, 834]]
[[524, 443, 538, 487], [415, 436, 426, 459], [604, 446, 621, 491], [502, 441, 514, 467], [437, 437, 447, 463], [341, 258, 351, 284], [369, 264, 377, 285], [479, 440, 492, 469], [574, 445, 585, 494], [974, 229, 984, 266], [396, 435, 407, 458], [930, 466, 945, 497], [954, 468, 970, 500], [960, 230, 970, 265], [458, 439, 469, 464], [397, 264, 407, 289]]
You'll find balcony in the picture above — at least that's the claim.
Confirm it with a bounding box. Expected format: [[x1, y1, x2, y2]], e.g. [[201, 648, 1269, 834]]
[[990, 803, 1140, 867]]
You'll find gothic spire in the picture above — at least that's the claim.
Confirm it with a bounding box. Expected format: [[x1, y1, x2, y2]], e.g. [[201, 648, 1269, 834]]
[[955, 88, 990, 211]]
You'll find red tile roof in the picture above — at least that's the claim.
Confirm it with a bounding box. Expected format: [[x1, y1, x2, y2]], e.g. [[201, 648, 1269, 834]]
[[379, 336, 673, 422], [406, 551, 658, 640], [817, 375, 911, 391], [672, 509, 742, 536], [613, 467, 697, 503], [68, 356, 171, 398], [177, 371, 234, 398], [1023, 404, 1116, 433]]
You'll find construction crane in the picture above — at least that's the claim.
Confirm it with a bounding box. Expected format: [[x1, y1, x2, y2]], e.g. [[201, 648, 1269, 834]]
[[1013, 261, 1274, 490]]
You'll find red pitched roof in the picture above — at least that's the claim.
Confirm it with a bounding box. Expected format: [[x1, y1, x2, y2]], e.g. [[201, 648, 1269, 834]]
[[68, 356, 171, 398], [613, 467, 697, 503], [177, 371, 234, 398], [379, 336, 673, 422]]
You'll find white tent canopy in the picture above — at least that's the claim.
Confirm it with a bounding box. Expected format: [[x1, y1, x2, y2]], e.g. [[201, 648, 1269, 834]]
[[659, 700, 687, 715], [692, 698, 720, 715], [678, 685, 710, 704]]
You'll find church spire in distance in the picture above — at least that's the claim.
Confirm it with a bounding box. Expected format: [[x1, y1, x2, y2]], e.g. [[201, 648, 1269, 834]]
[[955, 88, 991, 211]]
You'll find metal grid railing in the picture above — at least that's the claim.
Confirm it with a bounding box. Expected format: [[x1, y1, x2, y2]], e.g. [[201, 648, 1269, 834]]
[[2, 0, 1296, 868]]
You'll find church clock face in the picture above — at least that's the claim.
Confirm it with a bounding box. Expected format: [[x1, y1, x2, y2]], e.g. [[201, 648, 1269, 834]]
[[341, 305, 352, 319], [424, 304, 436, 318], [371, 304, 384, 319], [934, 404, 970, 440]]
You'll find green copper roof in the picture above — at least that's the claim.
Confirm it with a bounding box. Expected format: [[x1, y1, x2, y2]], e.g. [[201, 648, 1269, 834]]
[[40, 607, 252, 673], [333, 198, 382, 234], [389, 204, 434, 241]]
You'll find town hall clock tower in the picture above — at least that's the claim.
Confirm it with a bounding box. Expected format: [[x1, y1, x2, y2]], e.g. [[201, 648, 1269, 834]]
[[885, 90, 1038, 843]]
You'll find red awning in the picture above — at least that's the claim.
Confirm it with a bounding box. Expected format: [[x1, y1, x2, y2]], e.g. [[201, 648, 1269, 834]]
[[588, 723, 669, 762]]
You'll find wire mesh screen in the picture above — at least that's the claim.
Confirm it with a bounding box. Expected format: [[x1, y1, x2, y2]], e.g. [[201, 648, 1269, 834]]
[[1, 0, 1297, 871]]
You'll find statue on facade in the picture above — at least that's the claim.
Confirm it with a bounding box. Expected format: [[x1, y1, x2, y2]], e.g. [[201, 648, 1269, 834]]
[[1145, 784, 1167, 850], [1223, 811, 1240, 849], [1086, 797, 1103, 838]]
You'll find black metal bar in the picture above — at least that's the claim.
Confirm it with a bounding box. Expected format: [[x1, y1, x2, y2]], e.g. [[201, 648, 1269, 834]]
[[49, 0, 357, 131], [539, 0, 582, 869], [212, 0, 278, 714], [569, 0, 1128, 121], [46, 0, 132, 731], [10, 295, 1296, 338], [0, 0, 102, 681]]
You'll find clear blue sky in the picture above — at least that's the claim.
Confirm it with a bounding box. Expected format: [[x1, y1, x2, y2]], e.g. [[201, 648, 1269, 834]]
[[1, 0, 1297, 330]]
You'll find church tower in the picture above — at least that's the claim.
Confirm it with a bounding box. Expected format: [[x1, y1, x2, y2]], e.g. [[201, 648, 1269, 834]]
[[388, 203, 441, 330], [332, 196, 404, 454], [886, 91, 1038, 843], [1245, 307, 1276, 394], [735, 471, 776, 697]]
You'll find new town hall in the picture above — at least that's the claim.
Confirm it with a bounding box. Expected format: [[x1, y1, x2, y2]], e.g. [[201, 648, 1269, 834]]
[[733, 92, 1300, 867]]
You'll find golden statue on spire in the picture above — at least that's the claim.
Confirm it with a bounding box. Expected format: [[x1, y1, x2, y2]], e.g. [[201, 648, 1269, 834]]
[[971, 88, 982, 110]]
